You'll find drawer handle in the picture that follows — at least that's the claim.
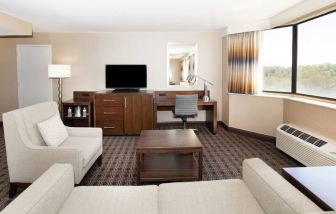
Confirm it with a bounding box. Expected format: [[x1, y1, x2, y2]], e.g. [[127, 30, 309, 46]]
[[103, 99, 115, 102], [104, 112, 115, 115], [104, 126, 115, 129]]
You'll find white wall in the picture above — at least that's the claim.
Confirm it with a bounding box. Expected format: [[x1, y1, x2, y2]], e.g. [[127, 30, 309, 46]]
[[0, 32, 223, 122]]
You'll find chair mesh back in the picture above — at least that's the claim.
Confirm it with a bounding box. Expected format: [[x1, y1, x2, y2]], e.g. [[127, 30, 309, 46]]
[[174, 95, 198, 116]]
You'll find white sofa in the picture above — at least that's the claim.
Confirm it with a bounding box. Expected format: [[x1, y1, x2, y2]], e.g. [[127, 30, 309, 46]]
[[2, 102, 103, 197], [1, 158, 329, 214]]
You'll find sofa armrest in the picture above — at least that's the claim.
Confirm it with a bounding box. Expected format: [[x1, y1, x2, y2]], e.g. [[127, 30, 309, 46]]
[[1, 164, 74, 214], [66, 126, 102, 138], [243, 158, 322, 214], [28, 146, 83, 182]]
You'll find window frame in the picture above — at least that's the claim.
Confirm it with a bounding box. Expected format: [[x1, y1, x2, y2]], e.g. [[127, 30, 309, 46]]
[[262, 9, 336, 101]]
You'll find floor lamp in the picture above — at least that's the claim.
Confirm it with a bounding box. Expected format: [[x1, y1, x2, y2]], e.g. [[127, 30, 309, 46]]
[[48, 64, 71, 111]]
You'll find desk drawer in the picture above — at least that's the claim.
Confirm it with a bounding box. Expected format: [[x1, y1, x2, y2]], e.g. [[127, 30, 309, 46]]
[[95, 106, 124, 120], [95, 95, 124, 106], [96, 120, 124, 135]]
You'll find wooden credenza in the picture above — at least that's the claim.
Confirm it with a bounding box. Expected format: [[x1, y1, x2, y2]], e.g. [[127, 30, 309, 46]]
[[94, 90, 154, 135]]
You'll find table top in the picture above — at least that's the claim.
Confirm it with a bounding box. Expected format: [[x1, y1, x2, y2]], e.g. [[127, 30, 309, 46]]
[[155, 98, 216, 106], [283, 166, 336, 210], [136, 130, 203, 150]]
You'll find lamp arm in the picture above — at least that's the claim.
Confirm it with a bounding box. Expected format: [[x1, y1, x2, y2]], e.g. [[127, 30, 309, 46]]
[[195, 75, 214, 86]]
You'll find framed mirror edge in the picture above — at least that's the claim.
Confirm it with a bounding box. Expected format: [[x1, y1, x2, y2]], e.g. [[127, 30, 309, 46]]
[[166, 42, 198, 88]]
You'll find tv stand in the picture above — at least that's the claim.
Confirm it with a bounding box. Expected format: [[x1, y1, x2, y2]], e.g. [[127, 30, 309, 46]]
[[113, 88, 140, 92], [94, 90, 154, 135]]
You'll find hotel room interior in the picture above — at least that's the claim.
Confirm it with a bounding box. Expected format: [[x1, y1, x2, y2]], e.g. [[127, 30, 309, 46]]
[[0, 0, 336, 213]]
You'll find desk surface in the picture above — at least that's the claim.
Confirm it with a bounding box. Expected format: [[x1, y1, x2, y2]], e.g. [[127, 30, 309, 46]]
[[282, 166, 336, 211], [155, 98, 216, 106]]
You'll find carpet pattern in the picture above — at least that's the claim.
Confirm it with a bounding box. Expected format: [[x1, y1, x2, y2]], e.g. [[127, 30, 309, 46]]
[[0, 124, 301, 211]]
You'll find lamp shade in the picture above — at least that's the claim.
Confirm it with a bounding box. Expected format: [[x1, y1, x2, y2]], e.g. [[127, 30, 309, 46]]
[[48, 64, 71, 78]]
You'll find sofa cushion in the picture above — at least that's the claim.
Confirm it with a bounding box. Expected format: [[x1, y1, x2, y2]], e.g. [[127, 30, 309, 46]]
[[37, 114, 69, 146], [159, 179, 265, 214], [15, 102, 59, 146], [60, 137, 102, 166], [58, 186, 158, 214]]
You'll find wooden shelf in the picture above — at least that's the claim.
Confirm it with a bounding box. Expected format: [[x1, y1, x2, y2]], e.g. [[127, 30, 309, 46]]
[[139, 153, 199, 182], [64, 117, 89, 120], [61, 91, 95, 127]]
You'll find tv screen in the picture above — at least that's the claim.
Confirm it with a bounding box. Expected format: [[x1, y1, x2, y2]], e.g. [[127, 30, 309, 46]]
[[105, 65, 147, 88]]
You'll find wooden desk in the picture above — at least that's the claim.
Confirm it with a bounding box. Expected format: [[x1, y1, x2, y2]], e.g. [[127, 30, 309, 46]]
[[154, 91, 217, 134], [282, 166, 336, 211]]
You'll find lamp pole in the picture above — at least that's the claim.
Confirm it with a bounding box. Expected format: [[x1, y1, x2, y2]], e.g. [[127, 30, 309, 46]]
[[57, 78, 63, 112]]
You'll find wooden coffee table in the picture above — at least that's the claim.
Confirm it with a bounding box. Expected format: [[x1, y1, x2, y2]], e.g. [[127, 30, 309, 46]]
[[136, 130, 203, 183]]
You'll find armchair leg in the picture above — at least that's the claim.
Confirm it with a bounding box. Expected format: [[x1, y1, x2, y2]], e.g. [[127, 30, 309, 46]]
[[9, 183, 18, 198], [97, 155, 103, 166]]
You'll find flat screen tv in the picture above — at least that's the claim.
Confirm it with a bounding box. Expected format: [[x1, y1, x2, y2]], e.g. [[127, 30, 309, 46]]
[[105, 65, 147, 89]]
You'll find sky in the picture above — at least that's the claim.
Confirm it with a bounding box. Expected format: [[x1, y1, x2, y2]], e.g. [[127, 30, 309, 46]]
[[262, 11, 336, 67]]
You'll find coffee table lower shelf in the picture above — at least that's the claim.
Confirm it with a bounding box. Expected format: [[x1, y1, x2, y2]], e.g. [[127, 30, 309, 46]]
[[138, 153, 200, 183]]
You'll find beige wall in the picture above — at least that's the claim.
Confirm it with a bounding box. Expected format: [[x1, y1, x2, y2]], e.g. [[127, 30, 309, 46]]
[[284, 99, 336, 140], [221, 36, 229, 125], [229, 94, 284, 137], [0, 32, 222, 122]]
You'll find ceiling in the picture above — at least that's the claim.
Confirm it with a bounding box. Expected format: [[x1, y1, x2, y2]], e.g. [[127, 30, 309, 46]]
[[0, 0, 303, 32]]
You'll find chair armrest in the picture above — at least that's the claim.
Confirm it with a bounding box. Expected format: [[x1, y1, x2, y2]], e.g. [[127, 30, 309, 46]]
[[66, 126, 102, 138], [1, 164, 74, 214]]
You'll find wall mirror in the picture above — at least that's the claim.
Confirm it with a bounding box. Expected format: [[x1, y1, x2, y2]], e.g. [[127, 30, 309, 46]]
[[167, 43, 197, 87]]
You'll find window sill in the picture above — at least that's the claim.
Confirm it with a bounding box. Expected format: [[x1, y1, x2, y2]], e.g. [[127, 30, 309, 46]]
[[261, 92, 336, 110], [227, 92, 336, 110]]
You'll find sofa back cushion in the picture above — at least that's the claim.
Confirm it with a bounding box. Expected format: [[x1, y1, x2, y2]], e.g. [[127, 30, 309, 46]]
[[12, 102, 59, 146], [243, 158, 322, 214], [1, 164, 74, 214]]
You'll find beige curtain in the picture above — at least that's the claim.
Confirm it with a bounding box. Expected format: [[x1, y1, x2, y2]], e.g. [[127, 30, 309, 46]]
[[228, 31, 260, 94]]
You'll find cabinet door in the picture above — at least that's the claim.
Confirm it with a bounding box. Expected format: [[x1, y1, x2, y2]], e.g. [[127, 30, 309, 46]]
[[142, 95, 153, 130], [124, 95, 143, 134]]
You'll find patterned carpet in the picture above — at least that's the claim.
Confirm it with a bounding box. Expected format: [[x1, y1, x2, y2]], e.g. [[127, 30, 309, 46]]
[[0, 124, 301, 211]]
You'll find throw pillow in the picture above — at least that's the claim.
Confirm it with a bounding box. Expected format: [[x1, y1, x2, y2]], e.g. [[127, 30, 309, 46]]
[[37, 114, 69, 146]]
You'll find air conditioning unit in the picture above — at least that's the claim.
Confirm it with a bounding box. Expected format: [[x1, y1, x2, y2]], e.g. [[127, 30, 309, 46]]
[[276, 124, 336, 166]]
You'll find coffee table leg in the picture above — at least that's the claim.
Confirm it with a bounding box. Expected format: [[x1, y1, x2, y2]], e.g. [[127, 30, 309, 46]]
[[199, 150, 203, 180]]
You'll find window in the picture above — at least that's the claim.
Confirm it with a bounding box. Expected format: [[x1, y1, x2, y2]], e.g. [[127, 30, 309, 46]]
[[297, 12, 336, 99], [261, 27, 292, 92], [261, 11, 336, 100]]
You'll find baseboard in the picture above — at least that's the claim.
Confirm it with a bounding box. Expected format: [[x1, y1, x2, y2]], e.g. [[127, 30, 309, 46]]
[[158, 121, 276, 143], [227, 127, 276, 143]]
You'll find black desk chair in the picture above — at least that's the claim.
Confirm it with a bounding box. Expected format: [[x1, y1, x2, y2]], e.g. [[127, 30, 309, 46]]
[[173, 94, 198, 129]]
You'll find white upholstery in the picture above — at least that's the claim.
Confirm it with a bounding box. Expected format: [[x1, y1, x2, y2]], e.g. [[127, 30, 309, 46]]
[[58, 186, 158, 214], [1, 159, 328, 214], [243, 158, 322, 214], [159, 179, 265, 214], [37, 114, 69, 147], [1, 164, 74, 214], [2, 102, 103, 184], [61, 137, 102, 166]]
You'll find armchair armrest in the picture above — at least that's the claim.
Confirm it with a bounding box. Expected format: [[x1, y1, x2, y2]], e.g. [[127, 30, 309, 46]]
[[26, 146, 83, 183], [66, 126, 102, 138]]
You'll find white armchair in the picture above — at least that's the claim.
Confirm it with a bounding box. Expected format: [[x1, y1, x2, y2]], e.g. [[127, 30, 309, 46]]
[[2, 102, 103, 197]]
